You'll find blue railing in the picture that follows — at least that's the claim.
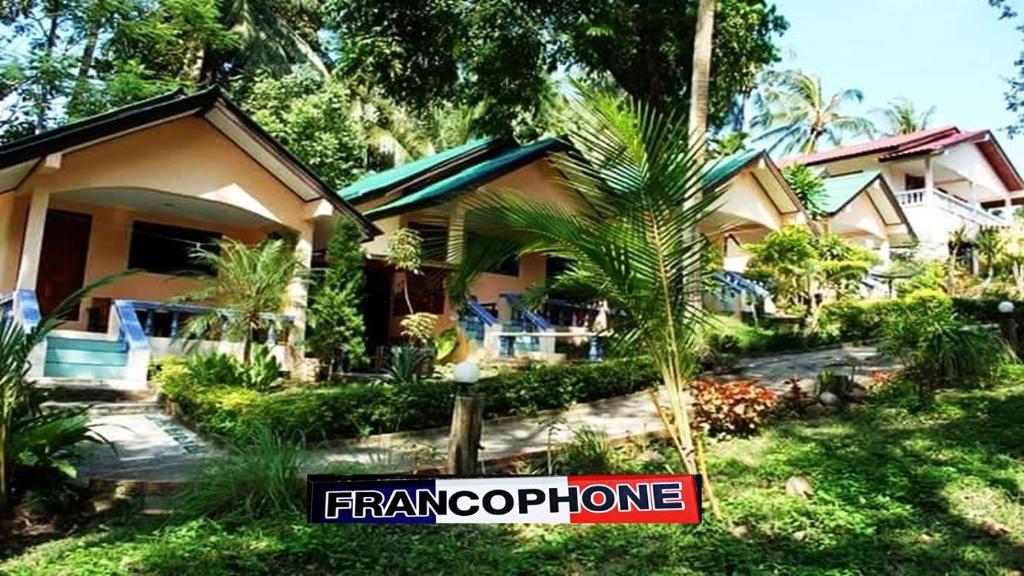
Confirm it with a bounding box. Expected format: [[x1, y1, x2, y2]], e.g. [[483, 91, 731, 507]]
[[713, 271, 771, 299], [458, 298, 499, 345], [113, 299, 150, 352], [500, 293, 552, 331], [1, 290, 41, 332], [120, 300, 292, 345]]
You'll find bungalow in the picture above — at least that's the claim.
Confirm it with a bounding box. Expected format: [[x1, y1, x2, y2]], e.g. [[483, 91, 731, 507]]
[[339, 141, 811, 362], [0, 87, 375, 383], [782, 126, 1024, 261]]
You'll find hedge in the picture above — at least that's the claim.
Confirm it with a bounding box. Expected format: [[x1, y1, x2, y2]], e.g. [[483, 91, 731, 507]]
[[156, 357, 660, 444]]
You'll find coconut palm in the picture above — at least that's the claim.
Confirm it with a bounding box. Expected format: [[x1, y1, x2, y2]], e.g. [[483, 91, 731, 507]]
[[688, 0, 716, 154], [178, 238, 306, 364], [753, 70, 876, 155], [460, 87, 725, 513], [875, 98, 936, 136]]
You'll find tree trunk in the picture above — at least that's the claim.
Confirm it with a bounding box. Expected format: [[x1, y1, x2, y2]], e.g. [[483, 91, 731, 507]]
[[37, 1, 63, 132], [685, 0, 716, 309], [68, 19, 101, 114], [0, 421, 7, 513], [688, 0, 715, 155]]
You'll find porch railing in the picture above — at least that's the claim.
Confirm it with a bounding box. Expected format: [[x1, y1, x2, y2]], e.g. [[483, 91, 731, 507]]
[[120, 300, 293, 345], [458, 298, 499, 345], [495, 331, 603, 360], [542, 298, 600, 328], [895, 187, 1007, 227], [1, 290, 42, 333]]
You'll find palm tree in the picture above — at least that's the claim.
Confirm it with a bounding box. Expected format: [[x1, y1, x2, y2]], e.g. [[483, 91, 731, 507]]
[[178, 238, 306, 364], [461, 88, 725, 514], [753, 70, 876, 155], [976, 227, 1005, 284], [875, 98, 936, 136], [688, 0, 716, 155]]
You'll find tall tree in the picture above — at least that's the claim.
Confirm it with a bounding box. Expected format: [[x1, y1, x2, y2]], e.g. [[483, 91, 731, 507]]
[[753, 70, 875, 155], [327, 0, 787, 136], [688, 0, 716, 152], [874, 97, 936, 136], [458, 87, 726, 513]]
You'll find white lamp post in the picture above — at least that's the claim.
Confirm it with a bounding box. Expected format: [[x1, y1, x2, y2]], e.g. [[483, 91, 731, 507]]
[[448, 361, 483, 475], [998, 300, 1018, 352]]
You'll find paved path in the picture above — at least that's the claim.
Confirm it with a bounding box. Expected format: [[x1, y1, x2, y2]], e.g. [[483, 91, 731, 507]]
[[77, 344, 894, 483]]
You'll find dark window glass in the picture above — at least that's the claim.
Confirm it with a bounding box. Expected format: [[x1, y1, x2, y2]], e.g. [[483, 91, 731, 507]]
[[905, 175, 926, 190], [128, 221, 222, 275]]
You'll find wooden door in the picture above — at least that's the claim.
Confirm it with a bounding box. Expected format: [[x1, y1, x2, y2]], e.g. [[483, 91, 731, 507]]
[[36, 209, 92, 320]]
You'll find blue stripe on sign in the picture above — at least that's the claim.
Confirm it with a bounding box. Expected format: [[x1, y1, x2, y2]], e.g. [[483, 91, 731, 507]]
[[309, 478, 439, 524]]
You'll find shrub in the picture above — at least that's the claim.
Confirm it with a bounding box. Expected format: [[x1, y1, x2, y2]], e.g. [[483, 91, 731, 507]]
[[881, 294, 1014, 402], [180, 348, 282, 391], [157, 357, 659, 444], [818, 299, 900, 342], [176, 427, 306, 523], [693, 379, 777, 437]]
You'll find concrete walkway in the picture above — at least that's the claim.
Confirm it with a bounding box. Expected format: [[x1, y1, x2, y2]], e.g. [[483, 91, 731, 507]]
[[77, 344, 894, 483]]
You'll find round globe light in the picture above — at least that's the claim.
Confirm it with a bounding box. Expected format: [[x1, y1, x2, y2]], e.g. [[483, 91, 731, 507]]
[[999, 300, 1015, 315], [452, 361, 481, 384]]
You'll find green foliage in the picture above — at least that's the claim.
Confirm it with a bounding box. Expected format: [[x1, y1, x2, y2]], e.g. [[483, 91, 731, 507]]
[[176, 427, 306, 523], [328, 0, 786, 135], [434, 328, 459, 363], [239, 70, 365, 189], [704, 316, 828, 356], [307, 217, 368, 374], [385, 347, 430, 386], [818, 298, 901, 342], [156, 357, 658, 444], [873, 97, 935, 136], [15, 379, 1024, 574], [386, 228, 424, 275], [746, 226, 879, 324], [182, 348, 282, 391], [399, 312, 438, 348], [177, 238, 305, 364], [547, 426, 627, 476], [781, 164, 826, 215], [754, 69, 876, 154], [880, 292, 1014, 403]]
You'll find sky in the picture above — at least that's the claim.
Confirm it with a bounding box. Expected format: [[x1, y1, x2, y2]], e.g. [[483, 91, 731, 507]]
[[772, 0, 1024, 165]]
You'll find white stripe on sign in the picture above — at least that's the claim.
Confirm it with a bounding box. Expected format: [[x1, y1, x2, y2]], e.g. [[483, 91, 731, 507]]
[[434, 477, 571, 524]]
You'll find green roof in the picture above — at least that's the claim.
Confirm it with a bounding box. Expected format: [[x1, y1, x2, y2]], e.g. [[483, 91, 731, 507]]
[[337, 137, 496, 203], [705, 149, 763, 188], [364, 138, 569, 220], [818, 170, 880, 214]]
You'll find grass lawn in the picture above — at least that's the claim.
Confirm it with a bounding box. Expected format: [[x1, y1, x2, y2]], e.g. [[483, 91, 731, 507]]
[[3, 380, 1023, 575]]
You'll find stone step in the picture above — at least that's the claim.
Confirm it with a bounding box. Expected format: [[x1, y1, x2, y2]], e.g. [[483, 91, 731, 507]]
[[41, 400, 162, 416], [35, 378, 155, 403], [44, 362, 127, 380], [46, 348, 128, 366], [47, 336, 127, 353]]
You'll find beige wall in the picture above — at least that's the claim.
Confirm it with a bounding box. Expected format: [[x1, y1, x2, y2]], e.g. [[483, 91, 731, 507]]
[[2, 116, 320, 333], [48, 199, 268, 330]]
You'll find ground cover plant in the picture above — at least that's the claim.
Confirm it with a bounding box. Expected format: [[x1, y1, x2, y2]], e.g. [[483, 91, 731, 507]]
[[5, 375, 1023, 575]]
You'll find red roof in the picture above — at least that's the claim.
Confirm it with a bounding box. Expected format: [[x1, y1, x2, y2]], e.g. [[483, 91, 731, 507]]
[[779, 126, 958, 167], [780, 125, 1024, 191]]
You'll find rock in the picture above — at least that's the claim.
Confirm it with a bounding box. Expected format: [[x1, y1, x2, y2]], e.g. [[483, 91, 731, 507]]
[[635, 450, 667, 466], [917, 533, 933, 543], [982, 517, 1010, 537], [803, 403, 827, 418], [819, 391, 841, 406], [792, 530, 807, 542], [729, 525, 749, 539], [785, 476, 813, 498], [846, 385, 867, 403]]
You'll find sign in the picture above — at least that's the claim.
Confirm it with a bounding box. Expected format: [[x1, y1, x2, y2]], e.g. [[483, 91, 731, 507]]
[[307, 474, 702, 524]]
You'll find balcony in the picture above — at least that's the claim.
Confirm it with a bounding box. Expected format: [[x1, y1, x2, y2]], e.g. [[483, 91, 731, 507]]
[[894, 188, 1008, 227]]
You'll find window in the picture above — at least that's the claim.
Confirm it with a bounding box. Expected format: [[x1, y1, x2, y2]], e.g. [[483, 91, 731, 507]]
[[128, 221, 222, 275], [905, 175, 926, 190]]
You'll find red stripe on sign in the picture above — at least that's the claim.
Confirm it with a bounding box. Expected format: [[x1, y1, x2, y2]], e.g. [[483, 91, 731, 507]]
[[566, 474, 701, 524]]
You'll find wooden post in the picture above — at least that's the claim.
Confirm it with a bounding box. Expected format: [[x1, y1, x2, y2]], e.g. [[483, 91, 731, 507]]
[[447, 393, 483, 475], [1000, 314, 1018, 354]]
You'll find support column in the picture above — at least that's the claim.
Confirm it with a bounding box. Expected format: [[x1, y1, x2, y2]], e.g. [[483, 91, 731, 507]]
[[286, 225, 314, 359], [1005, 193, 1013, 222], [16, 187, 49, 290], [923, 156, 935, 196]]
